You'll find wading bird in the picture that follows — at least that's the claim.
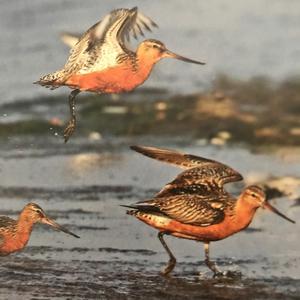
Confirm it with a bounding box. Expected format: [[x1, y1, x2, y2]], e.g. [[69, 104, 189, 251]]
[[124, 146, 295, 276], [0, 203, 79, 256], [35, 7, 205, 142]]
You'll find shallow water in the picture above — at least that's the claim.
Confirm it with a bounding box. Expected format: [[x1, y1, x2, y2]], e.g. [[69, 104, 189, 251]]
[[0, 1, 299, 298], [0, 137, 299, 299], [1, 0, 300, 103]]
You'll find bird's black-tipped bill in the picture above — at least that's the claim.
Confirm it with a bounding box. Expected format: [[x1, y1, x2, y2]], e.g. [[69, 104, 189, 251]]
[[41, 217, 80, 238], [263, 202, 295, 224], [163, 50, 205, 65]]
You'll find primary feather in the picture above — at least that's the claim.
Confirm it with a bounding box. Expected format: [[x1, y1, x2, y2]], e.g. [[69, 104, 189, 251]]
[[130, 145, 243, 198]]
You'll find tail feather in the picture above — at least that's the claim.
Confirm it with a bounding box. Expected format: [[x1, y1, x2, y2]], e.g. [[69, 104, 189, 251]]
[[120, 204, 138, 209], [120, 204, 161, 214], [34, 70, 65, 89]]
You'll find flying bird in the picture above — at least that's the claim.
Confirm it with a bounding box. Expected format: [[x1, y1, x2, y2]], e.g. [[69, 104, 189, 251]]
[[35, 7, 205, 142]]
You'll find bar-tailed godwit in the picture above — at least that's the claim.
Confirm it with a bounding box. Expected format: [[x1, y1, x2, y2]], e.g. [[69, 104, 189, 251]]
[[36, 7, 205, 142], [124, 145, 295, 276], [0, 203, 79, 256]]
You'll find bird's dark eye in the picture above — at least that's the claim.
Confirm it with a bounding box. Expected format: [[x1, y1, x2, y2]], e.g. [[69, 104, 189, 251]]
[[152, 44, 159, 49], [35, 209, 44, 217], [251, 193, 256, 198]]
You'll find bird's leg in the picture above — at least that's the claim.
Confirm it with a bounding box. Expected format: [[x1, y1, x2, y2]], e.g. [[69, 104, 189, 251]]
[[158, 232, 177, 276], [63, 89, 80, 143], [204, 242, 223, 277]]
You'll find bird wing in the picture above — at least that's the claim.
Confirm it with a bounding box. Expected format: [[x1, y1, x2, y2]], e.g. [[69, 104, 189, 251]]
[[0, 216, 16, 228], [131, 145, 243, 198], [62, 7, 157, 76], [131, 145, 216, 169], [133, 194, 231, 226], [60, 32, 80, 48], [0, 216, 16, 247], [156, 165, 242, 198]]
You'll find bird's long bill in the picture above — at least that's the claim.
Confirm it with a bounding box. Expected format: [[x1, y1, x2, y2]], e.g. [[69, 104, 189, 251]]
[[163, 50, 205, 65], [263, 202, 295, 224], [41, 217, 80, 238]]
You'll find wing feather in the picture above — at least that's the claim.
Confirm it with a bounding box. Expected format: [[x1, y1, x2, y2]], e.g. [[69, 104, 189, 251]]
[[0, 216, 16, 229], [60, 7, 156, 77], [0, 216, 16, 248], [131, 145, 243, 198], [129, 146, 243, 226], [134, 195, 229, 226]]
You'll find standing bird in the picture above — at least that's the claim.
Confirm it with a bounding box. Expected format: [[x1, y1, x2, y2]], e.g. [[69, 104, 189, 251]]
[[124, 146, 295, 276], [0, 203, 79, 256], [35, 7, 205, 142]]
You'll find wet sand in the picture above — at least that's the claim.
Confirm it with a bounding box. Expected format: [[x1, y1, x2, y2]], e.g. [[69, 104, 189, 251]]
[[0, 1, 299, 298], [0, 138, 299, 299]]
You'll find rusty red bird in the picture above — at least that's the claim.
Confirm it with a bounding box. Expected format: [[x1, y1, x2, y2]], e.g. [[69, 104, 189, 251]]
[[35, 7, 205, 142], [0, 203, 79, 256], [124, 146, 295, 276]]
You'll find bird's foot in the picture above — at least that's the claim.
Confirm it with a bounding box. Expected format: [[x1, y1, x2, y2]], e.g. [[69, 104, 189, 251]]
[[63, 118, 76, 143], [160, 258, 176, 276], [213, 270, 242, 279], [213, 271, 226, 278], [224, 270, 242, 279]]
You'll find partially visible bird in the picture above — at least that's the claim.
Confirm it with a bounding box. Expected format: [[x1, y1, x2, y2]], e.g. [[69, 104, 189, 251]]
[[124, 145, 295, 276], [0, 203, 79, 256], [35, 7, 205, 142]]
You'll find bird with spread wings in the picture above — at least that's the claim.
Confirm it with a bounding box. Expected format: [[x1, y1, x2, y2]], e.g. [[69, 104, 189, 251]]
[[35, 7, 204, 142]]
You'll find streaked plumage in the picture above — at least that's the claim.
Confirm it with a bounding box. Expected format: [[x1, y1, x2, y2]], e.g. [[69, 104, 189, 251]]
[[124, 145, 295, 276], [0, 203, 79, 256], [134, 194, 228, 226], [35, 7, 205, 142], [130, 145, 243, 198], [38, 8, 157, 85]]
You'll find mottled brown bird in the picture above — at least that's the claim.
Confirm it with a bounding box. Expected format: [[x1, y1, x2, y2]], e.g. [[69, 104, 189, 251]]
[[0, 203, 79, 256], [124, 145, 295, 276], [35, 7, 204, 142]]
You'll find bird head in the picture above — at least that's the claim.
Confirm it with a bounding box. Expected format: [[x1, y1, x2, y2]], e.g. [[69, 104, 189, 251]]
[[137, 39, 205, 65], [242, 185, 295, 223], [23, 203, 80, 238]]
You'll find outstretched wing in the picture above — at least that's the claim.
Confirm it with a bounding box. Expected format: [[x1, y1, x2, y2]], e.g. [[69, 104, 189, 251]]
[[131, 194, 232, 226], [63, 7, 157, 76], [131, 145, 243, 198], [131, 145, 216, 169]]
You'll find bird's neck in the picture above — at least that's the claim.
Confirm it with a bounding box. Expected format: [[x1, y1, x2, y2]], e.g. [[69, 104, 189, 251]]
[[231, 197, 259, 230], [16, 212, 35, 244], [0, 214, 35, 255], [135, 52, 159, 81]]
